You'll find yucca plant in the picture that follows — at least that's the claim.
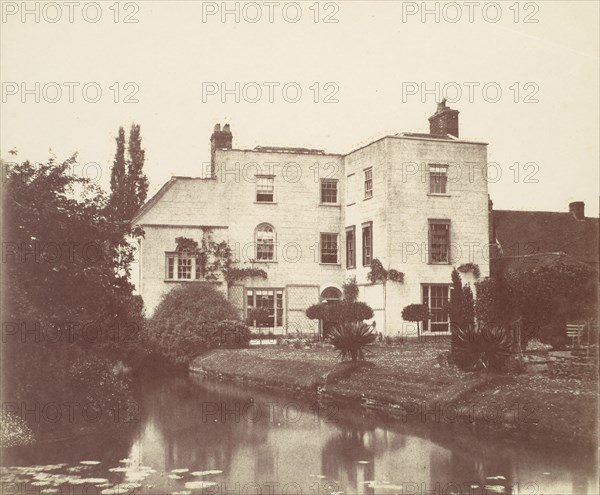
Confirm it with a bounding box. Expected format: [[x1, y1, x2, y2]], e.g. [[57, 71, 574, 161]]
[[329, 322, 377, 361], [452, 323, 513, 372]]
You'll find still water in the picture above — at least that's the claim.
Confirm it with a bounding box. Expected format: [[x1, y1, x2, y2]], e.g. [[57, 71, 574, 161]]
[[2, 374, 597, 495]]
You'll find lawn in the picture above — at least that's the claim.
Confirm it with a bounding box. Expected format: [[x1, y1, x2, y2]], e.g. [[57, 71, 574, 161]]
[[191, 338, 598, 448]]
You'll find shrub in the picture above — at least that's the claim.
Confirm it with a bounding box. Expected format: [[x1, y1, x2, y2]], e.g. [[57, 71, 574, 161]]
[[306, 302, 330, 321], [401, 304, 431, 338], [475, 259, 597, 349], [342, 276, 359, 303], [451, 323, 513, 372], [329, 322, 377, 361], [149, 283, 248, 366]]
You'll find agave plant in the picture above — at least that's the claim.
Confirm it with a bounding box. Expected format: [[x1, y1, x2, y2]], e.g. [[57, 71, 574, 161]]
[[452, 323, 513, 372], [328, 322, 377, 361]]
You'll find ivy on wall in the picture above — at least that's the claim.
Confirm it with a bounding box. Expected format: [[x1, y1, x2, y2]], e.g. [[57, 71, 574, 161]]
[[367, 259, 405, 284], [174, 229, 267, 284]]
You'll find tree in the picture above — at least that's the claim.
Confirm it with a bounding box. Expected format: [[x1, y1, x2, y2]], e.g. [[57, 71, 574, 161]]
[[125, 123, 149, 218], [108, 123, 148, 220], [109, 126, 127, 215], [401, 304, 431, 338], [448, 268, 464, 331], [2, 157, 144, 437]]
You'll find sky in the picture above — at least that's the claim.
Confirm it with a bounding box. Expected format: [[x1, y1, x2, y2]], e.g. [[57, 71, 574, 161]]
[[1, 0, 599, 215]]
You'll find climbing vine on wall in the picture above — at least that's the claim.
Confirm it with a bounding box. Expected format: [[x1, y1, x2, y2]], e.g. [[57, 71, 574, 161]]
[[367, 259, 405, 284], [175, 230, 267, 284]]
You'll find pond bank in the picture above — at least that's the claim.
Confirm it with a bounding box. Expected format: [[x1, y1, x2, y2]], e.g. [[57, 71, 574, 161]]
[[190, 341, 598, 451]]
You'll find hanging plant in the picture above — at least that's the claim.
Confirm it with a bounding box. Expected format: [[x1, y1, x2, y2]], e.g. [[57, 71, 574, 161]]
[[457, 263, 481, 279]]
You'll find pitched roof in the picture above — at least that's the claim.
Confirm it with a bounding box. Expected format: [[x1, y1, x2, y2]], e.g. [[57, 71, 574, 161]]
[[492, 210, 599, 265]]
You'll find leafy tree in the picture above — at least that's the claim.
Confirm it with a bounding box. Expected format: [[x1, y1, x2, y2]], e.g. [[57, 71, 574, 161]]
[[2, 157, 144, 437], [401, 303, 431, 338]]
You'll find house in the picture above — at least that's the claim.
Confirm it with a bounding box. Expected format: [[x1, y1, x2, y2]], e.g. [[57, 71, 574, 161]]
[[133, 101, 490, 337], [489, 200, 600, 277]]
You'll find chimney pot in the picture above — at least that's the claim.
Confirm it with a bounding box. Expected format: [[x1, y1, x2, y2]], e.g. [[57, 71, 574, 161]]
[[569, 201, 585, 220]]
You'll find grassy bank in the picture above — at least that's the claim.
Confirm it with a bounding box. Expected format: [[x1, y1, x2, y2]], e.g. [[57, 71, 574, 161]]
[[191, 339, 598, 449]]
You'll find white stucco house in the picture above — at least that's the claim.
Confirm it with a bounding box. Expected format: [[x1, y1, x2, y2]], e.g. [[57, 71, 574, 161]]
[[133, 101, 490, 337]]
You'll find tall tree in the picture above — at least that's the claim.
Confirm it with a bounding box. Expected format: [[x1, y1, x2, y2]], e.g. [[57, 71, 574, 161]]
[[108, 123, 148, 220], [449, 268, 464, 332], [109, 126, 127, 215], [125, 124, 148, 219]]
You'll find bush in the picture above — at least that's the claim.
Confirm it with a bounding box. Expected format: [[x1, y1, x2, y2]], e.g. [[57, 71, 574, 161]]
[[342, 276, 359, 303], [401, 304, 431, 337], [476, 259, 597, 349], [329, 322, 377, 361], [451, 323, 513, 372], [149, 283, 248, 366]]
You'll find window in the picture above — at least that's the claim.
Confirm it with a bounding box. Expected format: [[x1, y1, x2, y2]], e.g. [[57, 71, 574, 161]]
[[247, 289, 284, 328], [346, 173, 356, 205], [364, 168, 373, 199], [165, 251, 198, 280], [362, 222, 373, 266], [429, 164, 448, 194], [320, 287, 342, 303], [320, 233, 338, 264], [256, 223, 275, 261], [256, 175, 274, 202], [422, 285, 450, 332], [320, 179, 338, 204], [346, 226, 356, 268], [428, 220, 450, 263]]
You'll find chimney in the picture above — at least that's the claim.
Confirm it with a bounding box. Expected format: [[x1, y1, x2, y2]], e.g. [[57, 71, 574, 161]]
[[428, 99, 459, 138], [210, 123, 233, 178], [569, 201, 585, 220]]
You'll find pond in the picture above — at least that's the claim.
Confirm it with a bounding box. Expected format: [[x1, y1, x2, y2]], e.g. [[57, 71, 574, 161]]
[[2, 374, 597, 495]]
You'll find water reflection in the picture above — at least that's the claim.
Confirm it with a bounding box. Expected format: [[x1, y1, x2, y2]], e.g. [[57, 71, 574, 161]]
[[2, 374, 597, 495]]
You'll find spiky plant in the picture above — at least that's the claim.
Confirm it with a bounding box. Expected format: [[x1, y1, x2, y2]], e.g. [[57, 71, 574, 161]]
[[329, 322, 377, 361], [452, 323, 513, 372]]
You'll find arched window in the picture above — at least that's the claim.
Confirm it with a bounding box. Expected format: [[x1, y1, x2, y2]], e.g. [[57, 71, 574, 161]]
[[255, 223, 275, 261], [320, 287, 342, 303]]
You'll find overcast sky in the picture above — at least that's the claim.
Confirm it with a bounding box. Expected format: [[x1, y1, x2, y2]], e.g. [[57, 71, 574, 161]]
[[2, 1, 598, 215]]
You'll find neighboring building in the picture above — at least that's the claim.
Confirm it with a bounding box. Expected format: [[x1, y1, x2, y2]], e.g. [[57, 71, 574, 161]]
[[133, 101, 490, 337], [489, 201, 600, 277]]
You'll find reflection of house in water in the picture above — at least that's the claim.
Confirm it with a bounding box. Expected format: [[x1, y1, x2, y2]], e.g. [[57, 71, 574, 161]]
[[123, 377, 598, 494]]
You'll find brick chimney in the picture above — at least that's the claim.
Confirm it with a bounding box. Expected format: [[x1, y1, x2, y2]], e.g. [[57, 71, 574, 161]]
[[428, 99, 459, 138], [210, 123, 232, 177], [569, 201, 585, 220]]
